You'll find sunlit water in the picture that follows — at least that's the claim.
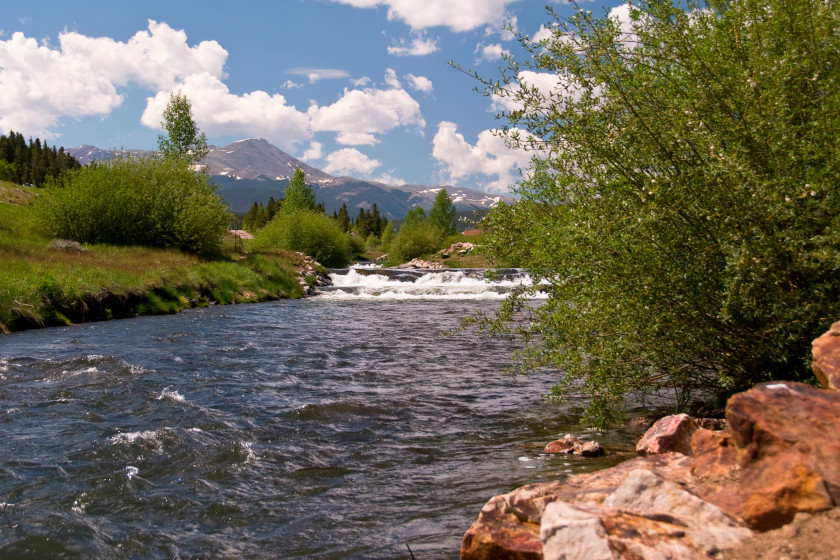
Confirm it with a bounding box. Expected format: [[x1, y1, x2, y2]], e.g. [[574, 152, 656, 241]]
[[0, 270, 640, 559]]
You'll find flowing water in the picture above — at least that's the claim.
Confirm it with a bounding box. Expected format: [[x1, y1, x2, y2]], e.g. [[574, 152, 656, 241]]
[[0, 268, 640, 559]]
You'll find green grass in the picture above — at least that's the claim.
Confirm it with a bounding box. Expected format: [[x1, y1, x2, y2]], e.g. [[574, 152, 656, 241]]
[[0, 181, 304, 332]]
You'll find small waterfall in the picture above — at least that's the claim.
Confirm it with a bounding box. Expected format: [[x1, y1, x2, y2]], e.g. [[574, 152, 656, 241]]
[[316, 266, 544, 300]]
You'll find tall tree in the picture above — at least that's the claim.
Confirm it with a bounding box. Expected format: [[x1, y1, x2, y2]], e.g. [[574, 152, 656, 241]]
[[282, 168, 317, 213], [157, 90, 209, 165], [428, 188, 457, 236], [337, 203, 350, 232]]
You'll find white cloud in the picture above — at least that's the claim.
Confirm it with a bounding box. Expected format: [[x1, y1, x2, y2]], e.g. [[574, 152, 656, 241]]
[[302, 141, 324, 161], [323, 148, 381, 176], [331, 0, 521, 32], [281, 80, 304, 89], [475, 42, 509, 63], [485, 14, 517, 39], [432, 121, 532, 194], [288, 67, 351, 84], [387, 34, 438, 56], [351, 76, 372, 87], [140, 73, 312, 151], [384, 68, 401, 89], [531, 24, 555, 44], [374, 171, 407, 186], [0, 20, 228, 138], [405, 73, 433, 93], [308, 87, 425, 146]]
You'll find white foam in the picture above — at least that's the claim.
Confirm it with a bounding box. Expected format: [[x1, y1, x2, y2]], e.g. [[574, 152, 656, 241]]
[[157, 387, 186, 403], [319, 269, 546, 301], [125, 466, 139, 480]]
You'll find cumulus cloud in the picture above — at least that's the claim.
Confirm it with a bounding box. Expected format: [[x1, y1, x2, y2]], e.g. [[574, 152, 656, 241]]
[[323, 148, 381, 176], [405, 74, 433, 93], [387, 34, 438, 56], [475, 42, 508, 63], [432, 121, 532, 194], [531, 24, 555, 44], [0, 18, 429, 152], [374, 171, 406, 186], [287, 67, 351, 84], [308, 87, 425, 146], [140, 73, 313, 151], [384, 68, 401, 89], [302, 141, 324, 161], [0, 20, 227, 138], [330, 0, 521, 32]]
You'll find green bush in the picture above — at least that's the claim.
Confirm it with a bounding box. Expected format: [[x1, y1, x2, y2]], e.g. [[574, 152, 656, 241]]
[[35, 157, 231, 254], [384, 219, 442, 265], [252, 209, 352, 267], [470, 0, 840, 426]]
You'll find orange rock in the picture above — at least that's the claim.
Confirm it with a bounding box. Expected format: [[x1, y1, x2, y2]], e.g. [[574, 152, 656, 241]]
[[543, 434, 605, 457], [726, 382, 840, 529], [691, 428, 738, 479], [739, 451, 833, 530], [636, 413, 698, 456], [812, 320, 840, 389], [543, 434, 579, 454]]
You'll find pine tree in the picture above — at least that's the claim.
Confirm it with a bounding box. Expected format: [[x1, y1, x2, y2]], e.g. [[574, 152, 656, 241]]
[[337, 203, 350, 232]]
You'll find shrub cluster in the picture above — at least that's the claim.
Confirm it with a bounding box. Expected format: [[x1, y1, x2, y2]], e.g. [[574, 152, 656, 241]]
[[251, 209, 352, 267], [36, 157, 231, 255]]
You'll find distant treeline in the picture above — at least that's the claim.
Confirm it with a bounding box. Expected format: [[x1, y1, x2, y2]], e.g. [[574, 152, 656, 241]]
[[0, 131, 81, 186]]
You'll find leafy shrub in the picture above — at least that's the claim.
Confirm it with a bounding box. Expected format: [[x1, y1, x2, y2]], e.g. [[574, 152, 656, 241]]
[[35, 157, 231, 254], [471, 0, 840, 425], [384, 219, 442, 265], [252, 209, 352, 267]]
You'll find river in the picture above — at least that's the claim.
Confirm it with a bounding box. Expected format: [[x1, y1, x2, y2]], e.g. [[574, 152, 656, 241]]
[[0, 268, 639, 559]]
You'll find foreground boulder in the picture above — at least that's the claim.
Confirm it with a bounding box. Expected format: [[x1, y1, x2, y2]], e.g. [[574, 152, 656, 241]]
[[726, 381, 840, 529], [541, 470, 750, 560]]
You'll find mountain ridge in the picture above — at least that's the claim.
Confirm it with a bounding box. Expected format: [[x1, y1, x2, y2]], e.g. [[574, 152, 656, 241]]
[[68, 138, 514, 219]]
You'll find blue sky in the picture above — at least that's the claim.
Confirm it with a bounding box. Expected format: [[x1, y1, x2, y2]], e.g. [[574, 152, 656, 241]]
[[1, 0, 624, 193]]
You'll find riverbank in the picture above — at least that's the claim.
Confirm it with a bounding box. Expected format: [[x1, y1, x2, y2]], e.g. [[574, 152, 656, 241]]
[[0, 182, 307, 333], [461, 322, 840, 559]]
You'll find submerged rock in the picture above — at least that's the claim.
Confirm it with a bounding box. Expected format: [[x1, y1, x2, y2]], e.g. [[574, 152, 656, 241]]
[[543, 434, 604, 457], [392, 258, 446, 269]]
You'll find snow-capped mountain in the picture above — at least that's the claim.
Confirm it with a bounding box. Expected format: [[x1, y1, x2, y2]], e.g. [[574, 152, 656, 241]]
[[68, 138, 514, 219]]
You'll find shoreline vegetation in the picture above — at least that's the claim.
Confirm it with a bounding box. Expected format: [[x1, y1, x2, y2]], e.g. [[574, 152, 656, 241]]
[[0, 181, 308, 334]]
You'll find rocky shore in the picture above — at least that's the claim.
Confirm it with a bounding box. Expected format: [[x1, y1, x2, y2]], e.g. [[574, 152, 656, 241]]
[[461, 321, 840, 560]]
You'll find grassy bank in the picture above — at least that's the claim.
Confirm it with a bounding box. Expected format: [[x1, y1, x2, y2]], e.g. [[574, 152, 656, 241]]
[[0, 181, 304, 333]]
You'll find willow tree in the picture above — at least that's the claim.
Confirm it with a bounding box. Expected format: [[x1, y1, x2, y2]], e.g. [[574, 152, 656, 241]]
[[472, 0, 840, 425]]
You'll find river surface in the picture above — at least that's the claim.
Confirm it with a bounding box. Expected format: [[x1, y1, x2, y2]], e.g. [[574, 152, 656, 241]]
[[0, 269, 639, 559]]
